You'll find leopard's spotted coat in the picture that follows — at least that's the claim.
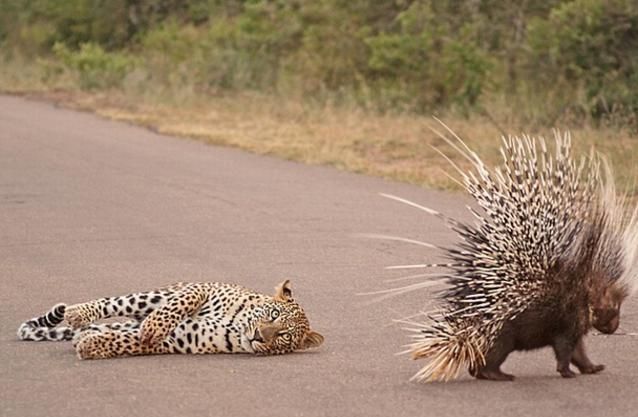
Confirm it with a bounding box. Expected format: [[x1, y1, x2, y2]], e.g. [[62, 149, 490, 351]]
[[18, 280, 323, 359]]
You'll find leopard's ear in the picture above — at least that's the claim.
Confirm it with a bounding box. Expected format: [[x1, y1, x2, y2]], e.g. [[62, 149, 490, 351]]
[[273, 279, 293, 301], [299, 330, 324, 350]]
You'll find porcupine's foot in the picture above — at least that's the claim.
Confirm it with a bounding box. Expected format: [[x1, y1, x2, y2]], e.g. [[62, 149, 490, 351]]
[[475, 369, 516, 381], [571, 337, 604, 374], [576, 364, 605, 374], [473, 337, 515, 381], [554, 335, 579, 378], [557, 365, 577, 378]]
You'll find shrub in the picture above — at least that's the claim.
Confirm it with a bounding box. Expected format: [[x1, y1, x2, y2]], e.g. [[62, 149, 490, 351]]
[[527, 0, 638, 125], [365, 3, 492, 112], [53, 42, 134, 90]]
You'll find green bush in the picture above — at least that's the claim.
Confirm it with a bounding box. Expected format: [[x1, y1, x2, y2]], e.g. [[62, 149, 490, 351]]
[[1, 0, 637, 127], [201, 1, 302, 91], [527, 0, 638, 124], [53, 42, 134, 90], [138, 3, 302, 93], [365, 3, 492, 113]]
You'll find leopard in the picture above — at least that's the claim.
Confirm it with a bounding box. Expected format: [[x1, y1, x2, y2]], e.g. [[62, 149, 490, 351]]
[[17, 279, 324, 359]]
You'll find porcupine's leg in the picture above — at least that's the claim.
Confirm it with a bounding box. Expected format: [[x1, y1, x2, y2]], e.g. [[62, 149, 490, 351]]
[[570, 337, 605, 374], [473, 335, 516, 381], [552, 334, 578, 378]]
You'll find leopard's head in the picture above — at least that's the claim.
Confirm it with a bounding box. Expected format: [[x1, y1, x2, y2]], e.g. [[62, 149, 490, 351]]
[[249, 280, 324, 355]]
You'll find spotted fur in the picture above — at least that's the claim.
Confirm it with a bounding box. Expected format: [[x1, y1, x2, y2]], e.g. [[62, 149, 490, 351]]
[[18, 280, 323, 359]]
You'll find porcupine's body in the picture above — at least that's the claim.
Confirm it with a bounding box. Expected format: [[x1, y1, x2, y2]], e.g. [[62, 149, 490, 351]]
[[375, 129, 638, 382]]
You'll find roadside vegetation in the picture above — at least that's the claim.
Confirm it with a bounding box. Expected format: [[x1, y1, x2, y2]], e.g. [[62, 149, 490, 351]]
[[1, 0, 636, 191]]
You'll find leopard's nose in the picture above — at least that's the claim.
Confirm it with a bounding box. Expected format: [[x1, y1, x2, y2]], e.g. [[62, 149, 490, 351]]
[[252, 328, 264, 343]]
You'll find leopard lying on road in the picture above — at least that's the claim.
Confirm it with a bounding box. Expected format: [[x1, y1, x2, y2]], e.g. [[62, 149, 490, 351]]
[[18, 280, 324, 359]]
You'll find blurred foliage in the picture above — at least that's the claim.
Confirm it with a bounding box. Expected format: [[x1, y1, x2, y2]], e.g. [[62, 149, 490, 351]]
[[527, 0, 638, 126], [53, 42, 134, 89], [1, 0, 637, 127]]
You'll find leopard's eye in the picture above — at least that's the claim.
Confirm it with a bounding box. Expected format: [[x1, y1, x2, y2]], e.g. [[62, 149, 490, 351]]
[[270, 309, 280, 320], [281, 333, 291, 341]]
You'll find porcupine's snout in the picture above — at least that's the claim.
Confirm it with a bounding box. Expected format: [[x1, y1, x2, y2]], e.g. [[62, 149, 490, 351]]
[[593, 309, 620, 334], [592, 283, 626, 334]]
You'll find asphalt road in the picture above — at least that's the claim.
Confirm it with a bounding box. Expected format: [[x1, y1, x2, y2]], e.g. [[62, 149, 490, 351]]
[[1, 94, 637, 417]]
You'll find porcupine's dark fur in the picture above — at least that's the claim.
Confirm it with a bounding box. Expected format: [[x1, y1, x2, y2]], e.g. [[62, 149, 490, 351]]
[[371, 127, 638, 382]]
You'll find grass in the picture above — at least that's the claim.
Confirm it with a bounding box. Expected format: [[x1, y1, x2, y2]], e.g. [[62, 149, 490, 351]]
[[1, 57, 637, 194]]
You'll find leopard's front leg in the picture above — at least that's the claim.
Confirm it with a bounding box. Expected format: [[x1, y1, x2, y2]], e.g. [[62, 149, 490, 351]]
[[74, 328, 169, 359], [140, 283, 210, 348]]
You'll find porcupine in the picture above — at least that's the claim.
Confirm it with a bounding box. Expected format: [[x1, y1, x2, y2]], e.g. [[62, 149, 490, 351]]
[[368, 126, 638, 382]]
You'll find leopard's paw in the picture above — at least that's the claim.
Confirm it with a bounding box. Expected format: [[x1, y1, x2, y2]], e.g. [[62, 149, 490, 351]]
[[64, 303, 98, 329], [74, 331, 118, 360], [140, 312, 173, 347]]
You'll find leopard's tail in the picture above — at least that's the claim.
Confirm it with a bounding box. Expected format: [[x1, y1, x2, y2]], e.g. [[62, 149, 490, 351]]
[[17, 303, 75, 341]]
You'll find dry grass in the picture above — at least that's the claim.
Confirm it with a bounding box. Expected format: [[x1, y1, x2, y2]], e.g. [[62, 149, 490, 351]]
[[2, 73, 637, 194]]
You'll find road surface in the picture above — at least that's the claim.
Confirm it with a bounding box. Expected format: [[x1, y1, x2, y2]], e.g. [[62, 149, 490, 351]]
[[1, 94, 636, 417]]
